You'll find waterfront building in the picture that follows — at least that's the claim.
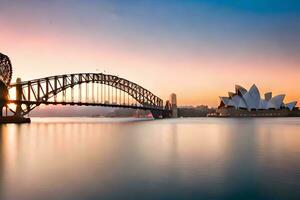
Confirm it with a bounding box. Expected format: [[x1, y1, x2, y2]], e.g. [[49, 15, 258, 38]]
[[216, 84, 299, 117]]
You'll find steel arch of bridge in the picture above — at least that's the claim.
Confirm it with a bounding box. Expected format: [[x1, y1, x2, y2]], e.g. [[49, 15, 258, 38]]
[[0, 53, 13, 86], [8, 73, 169, 117]]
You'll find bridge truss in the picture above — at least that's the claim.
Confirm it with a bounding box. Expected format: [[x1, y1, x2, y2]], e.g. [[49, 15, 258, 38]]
[[7, 73, 170, 118]]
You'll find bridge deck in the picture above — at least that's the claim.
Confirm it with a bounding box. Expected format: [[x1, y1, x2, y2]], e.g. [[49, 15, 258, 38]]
[[8, 100, 167, 111]]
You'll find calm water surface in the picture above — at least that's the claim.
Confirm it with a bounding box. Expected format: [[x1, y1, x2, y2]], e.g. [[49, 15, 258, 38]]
[[1, 117, 300, 200]]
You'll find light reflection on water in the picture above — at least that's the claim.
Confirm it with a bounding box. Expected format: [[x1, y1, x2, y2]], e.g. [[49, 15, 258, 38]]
[[1, 117, 300, 200]]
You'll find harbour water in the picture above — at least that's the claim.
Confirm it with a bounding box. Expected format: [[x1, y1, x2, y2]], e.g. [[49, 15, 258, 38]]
[[1, 117, 300, 200]]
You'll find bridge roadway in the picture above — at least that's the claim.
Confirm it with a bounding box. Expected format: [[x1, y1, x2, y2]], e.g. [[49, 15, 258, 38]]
[[7, 100, 166, 111]]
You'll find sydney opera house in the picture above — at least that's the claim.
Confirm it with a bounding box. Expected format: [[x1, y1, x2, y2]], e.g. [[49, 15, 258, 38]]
[[216, 84, 299, 117]]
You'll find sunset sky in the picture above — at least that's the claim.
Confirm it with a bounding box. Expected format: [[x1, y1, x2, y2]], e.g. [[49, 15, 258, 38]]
[[1, 0, 300, 106]]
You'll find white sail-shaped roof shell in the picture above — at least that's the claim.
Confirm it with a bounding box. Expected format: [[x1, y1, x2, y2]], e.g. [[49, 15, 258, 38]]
[[231, 95, 246, 109], [228, 92, 235, 98], [238, 98, 247, 109], [260, 99, 268, 109], [268, 94, 285, 110], [248, 84, 261, 109], [227, 100, 236, 107], [264, 92, 272, 101], [243, 92, 257, 110], [235, 85, 247, 96], [220, 97, 230, 105], [286, 101, 297, 111]]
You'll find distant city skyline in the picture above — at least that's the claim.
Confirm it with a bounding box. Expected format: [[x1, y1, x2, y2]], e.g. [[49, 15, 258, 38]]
[[1, 0, 300, 106]]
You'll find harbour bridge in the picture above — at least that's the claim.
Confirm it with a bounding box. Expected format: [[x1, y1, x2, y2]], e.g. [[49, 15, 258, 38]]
[[0, 53, 177, 123]]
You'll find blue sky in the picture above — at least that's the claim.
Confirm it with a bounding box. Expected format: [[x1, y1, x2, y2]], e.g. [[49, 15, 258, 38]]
[[1, 0, 300, 105]]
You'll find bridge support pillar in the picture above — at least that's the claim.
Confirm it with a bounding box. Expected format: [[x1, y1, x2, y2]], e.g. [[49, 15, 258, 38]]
[[169, 93, 178, 118], [0, 79, 30, 123], [0, 80, 9, 117], [15, 78, 23, 117]]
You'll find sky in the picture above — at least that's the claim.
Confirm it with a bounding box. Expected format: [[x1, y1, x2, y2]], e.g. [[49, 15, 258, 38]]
[[1, 0, 300, 106]]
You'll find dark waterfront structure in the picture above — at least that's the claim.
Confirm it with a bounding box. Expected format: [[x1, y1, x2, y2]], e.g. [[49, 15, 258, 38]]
[[0, 53, 177, 123], [215, 84, 299, 117], [215, 107, 300, 117], [178, 105, 216, 117]]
